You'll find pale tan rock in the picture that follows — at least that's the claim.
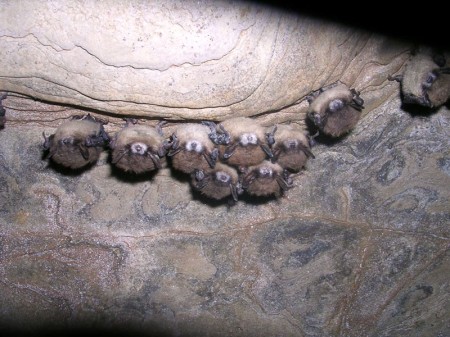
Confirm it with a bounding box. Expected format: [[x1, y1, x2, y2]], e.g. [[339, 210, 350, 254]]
[[0, 0, 409, 123]]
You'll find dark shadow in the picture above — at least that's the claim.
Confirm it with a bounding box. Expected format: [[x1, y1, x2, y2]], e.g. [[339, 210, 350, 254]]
[[41, 156, 98, 176], [400, 102, 442, 117], [163, 156, 193, 184], [108, 163, 160, 183], [251, 1, 450, 51], [189, 185, 237, 208], [6, 91, 165, 124], [0, 92, 6, 129], [0, 324, 172, 337], [190, 185, 282, 208], [238, 191, 279, 205]]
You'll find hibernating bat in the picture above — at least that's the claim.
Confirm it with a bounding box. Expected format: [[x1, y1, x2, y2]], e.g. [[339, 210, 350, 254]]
[[211, 117, 273, 167], [266, 124, 314, 172], [42, 114, 110, 169], [241, 160, 292, 197], [110, 119, 168, 174], [307, 82, 364, 137], [391, 46, 450, 108], [166, 123, 218, 174], [191, 162, 242, 201], [0, 92, 7, 129]]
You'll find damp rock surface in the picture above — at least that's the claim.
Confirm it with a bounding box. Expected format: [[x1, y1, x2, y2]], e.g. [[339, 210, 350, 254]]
[[0, 97, 449, 337], [0, 1, 449, 337]]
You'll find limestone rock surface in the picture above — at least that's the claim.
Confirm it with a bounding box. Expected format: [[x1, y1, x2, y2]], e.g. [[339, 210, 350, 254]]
[[0, 1, 449, 337], [1, 0, 408, 122]]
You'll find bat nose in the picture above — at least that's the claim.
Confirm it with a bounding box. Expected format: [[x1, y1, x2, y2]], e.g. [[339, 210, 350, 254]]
[[216, 172, 230, 183], [258, 167, 273, 177], [131, 142, 148, 155], [311, 113, 321, 126], [287, 140, 297, 149]]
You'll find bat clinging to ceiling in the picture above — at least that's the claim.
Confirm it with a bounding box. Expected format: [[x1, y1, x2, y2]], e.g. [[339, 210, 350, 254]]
[[211, 117, 273, 168], [191, 162, 242, 202], [166, 123, 219, 174], [241, 160, 292, 197], [390, 47, 450, 108], [266, 124, 314, 172], [110, 119, 168, 174], [307, 82, 364, 137], [42, 114, 110, 169]]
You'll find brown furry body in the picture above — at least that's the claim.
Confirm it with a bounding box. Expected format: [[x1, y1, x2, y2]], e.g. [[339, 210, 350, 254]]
[[269, 124, 314, 172], [43, 116, 108, 169], [191, 163, 240, 201], [110, 124, 166, 174], [427, 74, 450, 107], [308, 83, 364, 137], [169, 123, 217, 174], [218, 117, 271, 167], [242, 160, 291, 197], [401, 48, 450, 108]]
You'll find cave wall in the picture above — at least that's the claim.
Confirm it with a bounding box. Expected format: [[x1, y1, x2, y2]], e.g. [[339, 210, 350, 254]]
[[0, 1, 449, 337]]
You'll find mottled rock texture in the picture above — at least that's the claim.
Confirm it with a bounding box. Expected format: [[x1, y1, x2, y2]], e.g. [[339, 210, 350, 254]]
[[0, 1, 449, 337]]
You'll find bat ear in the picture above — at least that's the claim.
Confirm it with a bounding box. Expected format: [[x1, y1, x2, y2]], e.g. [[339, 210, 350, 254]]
[[42, 132, 54, 150], [156, 120, 167, 136], [276, 175, 292, 191], [203, 149, 218, 168], [230, 185, 239, 202], [148, 152, 162, 169], [157, 146, 166, 157], [298, 143, 315, 159], [223, 143, 238, 159], [266, 125, 277, 146], [260, 144, 274, 159], [78, 145, 90, 160], [165, 134, 179, 155]]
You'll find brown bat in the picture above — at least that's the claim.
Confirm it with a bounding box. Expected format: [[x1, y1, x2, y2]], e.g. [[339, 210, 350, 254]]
[[206, 117, 273, 167], [191, 162, 242, 202], [390, 46, 450, 108], [241, 160, 292, 197], [167, 123, 219, 174], [307, 82, 364, 137], [42, 114, 110, 169], [266, 124, 314, 172], [110, 119, 168, 174]]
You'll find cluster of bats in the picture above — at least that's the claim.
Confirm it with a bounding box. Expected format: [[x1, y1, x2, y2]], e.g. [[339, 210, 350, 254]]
[[1, 46, 449, 203], [42, 115, 313, 202], [41, 80, 370, 202]]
